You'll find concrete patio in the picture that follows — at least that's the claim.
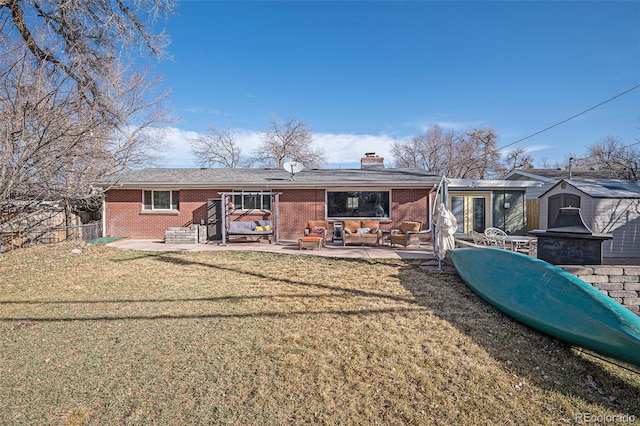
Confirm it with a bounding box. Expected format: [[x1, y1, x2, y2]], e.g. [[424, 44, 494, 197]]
[[107, 238, 438, 260]]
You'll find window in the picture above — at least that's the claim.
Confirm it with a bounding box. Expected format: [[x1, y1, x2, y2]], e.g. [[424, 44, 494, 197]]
[[230, 191, 272, 211], [143, 190, 179, 211], [327, 191, 390, 218]]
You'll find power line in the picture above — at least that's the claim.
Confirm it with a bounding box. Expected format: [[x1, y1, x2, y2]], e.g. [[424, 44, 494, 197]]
[[499, 84, 640, 151]]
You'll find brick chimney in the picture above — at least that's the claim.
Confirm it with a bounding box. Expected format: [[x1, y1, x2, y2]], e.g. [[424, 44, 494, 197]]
[[360, 152, 384, 169]]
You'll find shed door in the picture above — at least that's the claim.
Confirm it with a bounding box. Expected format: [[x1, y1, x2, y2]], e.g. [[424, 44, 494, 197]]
[[548, 193, 581, 228]]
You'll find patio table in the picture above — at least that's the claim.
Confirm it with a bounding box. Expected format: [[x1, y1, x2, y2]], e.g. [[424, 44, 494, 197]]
[[496, 235, 536, 252]]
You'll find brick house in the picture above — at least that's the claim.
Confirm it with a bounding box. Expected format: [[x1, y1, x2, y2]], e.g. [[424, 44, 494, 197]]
[[102, 154, 442, 241]]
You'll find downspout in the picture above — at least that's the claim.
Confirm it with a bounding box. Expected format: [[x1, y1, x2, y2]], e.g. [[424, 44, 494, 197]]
[[101, 197, 106, 238]]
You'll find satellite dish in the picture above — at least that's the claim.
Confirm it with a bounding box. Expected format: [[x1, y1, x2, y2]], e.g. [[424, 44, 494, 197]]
[[283, 161, 304, 180]]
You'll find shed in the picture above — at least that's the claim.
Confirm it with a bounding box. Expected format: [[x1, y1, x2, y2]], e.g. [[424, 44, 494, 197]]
[[538, 179, 640, 259]]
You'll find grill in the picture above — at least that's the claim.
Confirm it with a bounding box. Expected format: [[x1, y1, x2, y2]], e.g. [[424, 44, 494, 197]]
[[530, 207, 612, 265]]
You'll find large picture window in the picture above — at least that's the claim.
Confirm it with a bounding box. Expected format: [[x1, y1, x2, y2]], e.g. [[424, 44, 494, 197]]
[[143, 190, 179, 211], [231, 191, 272, 211], [327, 191, 390, 218]]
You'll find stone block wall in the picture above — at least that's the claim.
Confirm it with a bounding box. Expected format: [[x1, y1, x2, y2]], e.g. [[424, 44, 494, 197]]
[[559, 265, 640, 315], [164, 225, 206, 244]]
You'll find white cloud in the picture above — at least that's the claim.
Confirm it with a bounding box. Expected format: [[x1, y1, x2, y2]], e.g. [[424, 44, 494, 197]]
[[157, 127, 200, 167], [314, 133, 397, 167], [234, 129, 263, 152], [499, 144, 554, 158], [157, 127, 399, 168], [521, 144, 554, 154]]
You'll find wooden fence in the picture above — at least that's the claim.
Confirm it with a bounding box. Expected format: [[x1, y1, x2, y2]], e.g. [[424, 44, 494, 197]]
[[0, 222, 101, 252], [526, 199, 540, 232]]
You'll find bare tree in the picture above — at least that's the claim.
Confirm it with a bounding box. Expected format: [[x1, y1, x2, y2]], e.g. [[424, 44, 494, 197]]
[[0, 0, 174, 232], [463, 127, 501, 179], [391, 124, 457, 175], [190, 124, 252, 168], [503, 147, 535, 172], [0, 50, 170, 225], [1, 0, 175, 113], [391, 124, 502, 179], [257, 115, 326, 169], [588, 136, 639, 180], [538, 157, 552, 168]]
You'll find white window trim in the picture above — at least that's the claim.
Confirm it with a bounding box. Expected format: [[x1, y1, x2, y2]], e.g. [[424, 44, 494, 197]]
[[230, 190, 273, 211], [142, 190, 180, 212]]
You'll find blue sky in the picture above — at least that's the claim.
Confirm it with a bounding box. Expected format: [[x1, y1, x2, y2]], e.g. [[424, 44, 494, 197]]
[[155, 1, 640, 169]]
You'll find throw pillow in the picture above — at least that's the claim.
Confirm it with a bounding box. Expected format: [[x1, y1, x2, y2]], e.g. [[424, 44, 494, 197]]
[[344, 220, 360, 233], [254, 226, 265, 232], [308, 220, 328, 229], [355, 227, 370, 234], [361, 220, 380, 231], [343, 228, 352, 234], [370, 227, 379, 234], [311, 226, 325, 235], [263, 224, 272, 231]]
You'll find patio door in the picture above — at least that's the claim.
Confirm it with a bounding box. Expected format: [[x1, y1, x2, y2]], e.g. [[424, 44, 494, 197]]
[[449, 192, 491, 237]]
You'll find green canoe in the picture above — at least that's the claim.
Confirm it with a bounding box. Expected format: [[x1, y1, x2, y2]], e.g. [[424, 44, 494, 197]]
[[448, 247, 640, 368]]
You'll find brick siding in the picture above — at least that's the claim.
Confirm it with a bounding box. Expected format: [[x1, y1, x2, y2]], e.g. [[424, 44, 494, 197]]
[[105, 187, 433, 241]]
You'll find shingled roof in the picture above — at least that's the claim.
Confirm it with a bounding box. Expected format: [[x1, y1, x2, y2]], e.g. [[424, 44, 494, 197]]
[[107, 167, 441, 189], [505, 168, 620, 182], [541, 179, 640, 199]]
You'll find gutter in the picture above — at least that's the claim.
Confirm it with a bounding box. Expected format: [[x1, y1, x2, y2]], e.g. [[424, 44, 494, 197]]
[[106, 182, 440, 190]]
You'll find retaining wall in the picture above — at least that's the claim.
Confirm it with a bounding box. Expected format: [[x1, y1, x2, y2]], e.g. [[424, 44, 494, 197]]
[[559, 265, 640, 315], [164, 225, 207, 244]]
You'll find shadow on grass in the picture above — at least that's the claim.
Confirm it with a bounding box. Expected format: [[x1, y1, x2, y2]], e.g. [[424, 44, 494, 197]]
[[397, 262, 640, 417], [0, 306, 425, 323], [0, 252, 422, 322]]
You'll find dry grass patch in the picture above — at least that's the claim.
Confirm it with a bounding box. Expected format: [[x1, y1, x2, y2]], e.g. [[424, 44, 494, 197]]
[[1, 243, 639, 425]]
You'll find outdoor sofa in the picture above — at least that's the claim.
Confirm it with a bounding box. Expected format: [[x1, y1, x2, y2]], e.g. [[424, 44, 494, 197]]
[[342, 219, 381, 246], [227, 220, 273, 243]]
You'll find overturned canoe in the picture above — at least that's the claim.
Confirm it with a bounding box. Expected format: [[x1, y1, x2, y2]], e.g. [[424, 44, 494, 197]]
[[448, 247, 640, 368]]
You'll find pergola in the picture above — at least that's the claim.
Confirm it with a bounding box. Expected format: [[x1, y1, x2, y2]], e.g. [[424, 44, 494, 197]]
[[218, 192, 282, 246]]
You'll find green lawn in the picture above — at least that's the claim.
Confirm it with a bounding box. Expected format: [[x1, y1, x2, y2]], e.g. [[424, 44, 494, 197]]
[[1, 243, 638, 425]]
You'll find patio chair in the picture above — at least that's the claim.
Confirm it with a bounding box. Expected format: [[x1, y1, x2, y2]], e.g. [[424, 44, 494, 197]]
[[484, 227, 508, 249], [470, 230, 489, 246], [527, 239, 537, 258], [304, 220, 328, 247], [389, 221, 427, 249]]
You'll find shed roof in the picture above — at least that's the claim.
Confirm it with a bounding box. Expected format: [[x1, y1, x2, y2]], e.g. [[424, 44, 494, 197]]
[[504, 168, 617, 181], [448, 179, 542, 190], [540, 179, 640, 199], [106, 167, 441, 189]]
